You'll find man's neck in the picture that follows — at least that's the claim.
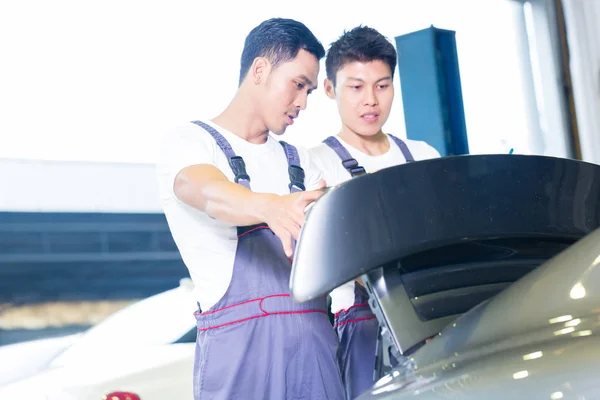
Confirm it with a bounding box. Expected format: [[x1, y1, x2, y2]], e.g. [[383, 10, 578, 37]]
[[211, 90, 270, 144], [338, 129, 389, 156]]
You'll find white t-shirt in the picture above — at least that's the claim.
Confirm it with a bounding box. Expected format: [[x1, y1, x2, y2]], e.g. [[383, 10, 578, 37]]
[[309, 134, 441, 314], [156, 120, 323, 312]]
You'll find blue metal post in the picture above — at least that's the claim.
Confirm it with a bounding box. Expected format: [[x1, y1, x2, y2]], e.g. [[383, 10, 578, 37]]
[[395, 26, 469, 156]]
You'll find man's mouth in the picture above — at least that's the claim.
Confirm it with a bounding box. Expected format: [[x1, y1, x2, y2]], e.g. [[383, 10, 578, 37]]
[[361, 113, 379, 123]]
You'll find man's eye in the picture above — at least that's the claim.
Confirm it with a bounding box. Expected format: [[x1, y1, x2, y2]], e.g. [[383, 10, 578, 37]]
[[296, 82, 305, 89]]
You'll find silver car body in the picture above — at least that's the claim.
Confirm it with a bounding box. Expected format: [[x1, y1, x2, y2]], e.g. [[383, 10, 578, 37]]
[[291, 154, 600, 400], [363, 226, 600, 399]]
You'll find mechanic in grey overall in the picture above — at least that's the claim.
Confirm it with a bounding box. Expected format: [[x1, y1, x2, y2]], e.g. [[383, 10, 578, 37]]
[[157, 18, 345, 400], [310, 26, 441, 399]]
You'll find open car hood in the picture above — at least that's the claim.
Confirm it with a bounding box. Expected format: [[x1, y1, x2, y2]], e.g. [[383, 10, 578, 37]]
[[290, 154, 600, 354]]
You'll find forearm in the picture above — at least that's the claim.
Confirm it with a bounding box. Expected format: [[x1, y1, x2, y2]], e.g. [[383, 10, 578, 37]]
[[203, 180, 274, 226], [174, 165, 275, 226]]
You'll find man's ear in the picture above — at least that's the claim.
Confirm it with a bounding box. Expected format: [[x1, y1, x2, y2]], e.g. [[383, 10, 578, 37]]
[[251, 57, 271, 85], [324, 78, 336, 99]]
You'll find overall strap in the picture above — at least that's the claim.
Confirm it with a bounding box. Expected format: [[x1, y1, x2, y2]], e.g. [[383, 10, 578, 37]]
[[279, 141, 307, 259], [191, 121, 251, 189], [279, 141, 306, 193], [388, 134, 415, 162], [323, 136, 366, 177]]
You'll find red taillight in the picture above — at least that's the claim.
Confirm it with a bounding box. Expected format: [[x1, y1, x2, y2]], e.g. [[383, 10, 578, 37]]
[[103, 392, 141, 400]]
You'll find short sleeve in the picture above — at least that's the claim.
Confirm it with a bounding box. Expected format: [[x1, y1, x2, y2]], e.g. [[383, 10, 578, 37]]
[[425, 143, 442, 159], [297, 145, 325, 191], [156, 122, 217, 200], [308, 143, 348, 188], [409, 140, 442, 161]]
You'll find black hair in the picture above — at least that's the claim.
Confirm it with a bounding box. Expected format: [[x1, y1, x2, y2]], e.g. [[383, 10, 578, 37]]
[[239, 18, 325, 86], [326, 26, 397, 86]]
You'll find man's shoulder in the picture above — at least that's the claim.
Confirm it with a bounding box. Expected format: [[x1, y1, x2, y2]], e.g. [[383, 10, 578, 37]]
[[309, 139, 348, 175], [307, 139, 351, 187], [394, 136, 442, 160], [155, 120, 224, 184], [308, 138, 341, 161], [159, 120, 216, 148]]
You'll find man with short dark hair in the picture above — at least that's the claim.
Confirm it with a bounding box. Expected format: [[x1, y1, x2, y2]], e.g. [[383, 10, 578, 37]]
[[157, 18, 345, 400], [311, 26, 441, 399]]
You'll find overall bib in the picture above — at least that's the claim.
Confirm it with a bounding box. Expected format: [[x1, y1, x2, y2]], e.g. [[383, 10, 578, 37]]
[[323, 134, 414, 400], [192, 121, 345, 400]]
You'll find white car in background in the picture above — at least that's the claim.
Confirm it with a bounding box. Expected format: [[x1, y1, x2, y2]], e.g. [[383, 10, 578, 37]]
[[0, 279, 198, 400]]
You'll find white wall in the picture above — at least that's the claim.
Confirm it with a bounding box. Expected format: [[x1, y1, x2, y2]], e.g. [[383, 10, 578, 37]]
[[523, 0, 574, 159], [1, 0, 544, 167], [562, 0, 600, 165], [0, 158, 161, 212]]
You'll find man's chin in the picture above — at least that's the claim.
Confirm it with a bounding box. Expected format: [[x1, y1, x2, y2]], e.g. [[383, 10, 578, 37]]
[[352, 129, 382, 138], [270, 126, 287, 136]]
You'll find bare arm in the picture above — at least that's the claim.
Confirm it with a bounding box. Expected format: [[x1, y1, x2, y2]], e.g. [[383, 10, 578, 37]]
[[174, 164, 325, 256], [174, 164, 273, 226]]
